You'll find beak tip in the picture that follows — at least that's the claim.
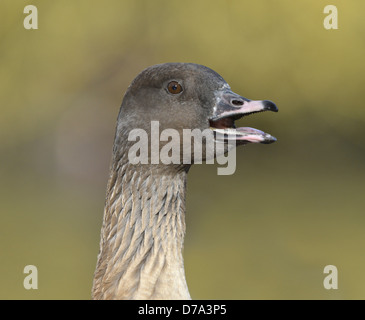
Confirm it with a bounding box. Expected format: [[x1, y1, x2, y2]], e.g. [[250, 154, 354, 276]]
[[263, 100, 278, 112], [261, 134, 277, 144]]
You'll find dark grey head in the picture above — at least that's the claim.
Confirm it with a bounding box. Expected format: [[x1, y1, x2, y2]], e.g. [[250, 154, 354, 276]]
[[114, 63, 278, 165]]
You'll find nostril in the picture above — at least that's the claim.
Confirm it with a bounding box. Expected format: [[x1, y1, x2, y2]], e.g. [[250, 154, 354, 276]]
[[231, 99, 244, 106]]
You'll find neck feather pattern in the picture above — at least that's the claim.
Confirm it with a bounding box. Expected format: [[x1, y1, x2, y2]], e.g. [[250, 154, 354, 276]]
[[92, 154, 190, 299]]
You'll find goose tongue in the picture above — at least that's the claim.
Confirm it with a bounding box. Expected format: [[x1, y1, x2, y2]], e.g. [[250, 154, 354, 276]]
[[210, 89, 278, 144]]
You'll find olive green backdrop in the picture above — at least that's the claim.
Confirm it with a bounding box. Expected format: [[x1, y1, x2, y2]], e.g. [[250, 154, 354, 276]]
[[1, 0, 364, 299]]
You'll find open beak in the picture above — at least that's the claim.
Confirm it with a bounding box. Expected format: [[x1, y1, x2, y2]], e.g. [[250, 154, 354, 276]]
[[209, 89, 278, 144]]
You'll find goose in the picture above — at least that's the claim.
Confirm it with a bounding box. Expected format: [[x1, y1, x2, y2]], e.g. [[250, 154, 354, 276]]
[[91, 63, 278, 299]]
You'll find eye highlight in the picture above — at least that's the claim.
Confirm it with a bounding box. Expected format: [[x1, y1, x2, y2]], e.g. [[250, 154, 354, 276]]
[[167, 81, 183, 94]]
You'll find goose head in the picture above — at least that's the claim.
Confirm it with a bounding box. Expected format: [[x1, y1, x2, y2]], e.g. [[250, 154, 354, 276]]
[[115, 63, 277, 166]]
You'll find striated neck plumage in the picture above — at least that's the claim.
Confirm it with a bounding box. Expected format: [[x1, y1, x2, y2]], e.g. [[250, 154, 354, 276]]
[[92, 150, 191, 300]]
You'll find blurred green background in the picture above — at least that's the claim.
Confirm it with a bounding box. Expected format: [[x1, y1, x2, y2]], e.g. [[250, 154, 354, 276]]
[[1, 0, 364, 299]]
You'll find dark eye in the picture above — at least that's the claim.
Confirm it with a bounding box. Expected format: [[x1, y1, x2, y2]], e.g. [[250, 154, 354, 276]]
[[167, 81, 183, 94]]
